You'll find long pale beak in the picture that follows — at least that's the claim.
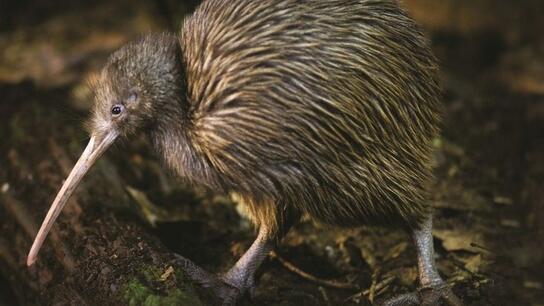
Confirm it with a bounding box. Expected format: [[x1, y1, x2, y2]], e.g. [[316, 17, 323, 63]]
[[27, 130, 118, 266]]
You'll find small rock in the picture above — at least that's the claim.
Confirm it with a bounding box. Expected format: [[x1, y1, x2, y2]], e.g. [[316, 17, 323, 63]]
[[500, 219, 520, 228], [325, 245, 336, 259], [524, 280, 543, 289], [101, 267, 112, 275], [1, 183, 9, 193], [494, 196, 513, 205]]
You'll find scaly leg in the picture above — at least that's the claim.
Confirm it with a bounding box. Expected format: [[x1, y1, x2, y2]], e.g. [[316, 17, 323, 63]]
[[170, 226, 273, 306], [222, 225, 274, 297], [172, 199, 297, 305], [171, 225, 285, 305], [170, 253, 240, 304], [382, 217, 463, 306]]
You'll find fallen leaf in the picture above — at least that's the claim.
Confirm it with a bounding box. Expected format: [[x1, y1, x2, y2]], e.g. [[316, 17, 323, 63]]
[[160, 266, 175, 281], [434, 229, 483, 252], [464, 254, 482, 273]]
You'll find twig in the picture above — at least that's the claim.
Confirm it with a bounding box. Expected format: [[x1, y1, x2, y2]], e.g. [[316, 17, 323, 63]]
[[350, 239, 387, 303], [374, 275, 395, 296], [269, 250, 358, 290], [369, 267, 381, 302], [469, 242, 501, 256], [448, 253, 493, 280], [345, 275, 396, 304], [318, 286, 331, 306]]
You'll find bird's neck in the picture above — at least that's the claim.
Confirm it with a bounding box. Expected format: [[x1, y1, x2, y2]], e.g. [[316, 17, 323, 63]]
[[148, 36, 224, 191], [151, 100, 223, 191]]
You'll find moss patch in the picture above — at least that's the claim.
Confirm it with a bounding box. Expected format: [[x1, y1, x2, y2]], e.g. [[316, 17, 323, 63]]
[[122, 265, 203, 306], [123, 279, 203, 306]]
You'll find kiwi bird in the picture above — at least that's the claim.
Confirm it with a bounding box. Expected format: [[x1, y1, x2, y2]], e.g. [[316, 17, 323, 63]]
[[27, 0, 462, 305]]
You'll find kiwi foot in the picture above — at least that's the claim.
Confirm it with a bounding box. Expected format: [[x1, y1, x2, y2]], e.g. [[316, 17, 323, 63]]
[[171, 254, 252, 306], [380, 283, 462, 306], [382, 216, 463, 306], [207, 279, 243, 306], [221, 272, 256, 300]]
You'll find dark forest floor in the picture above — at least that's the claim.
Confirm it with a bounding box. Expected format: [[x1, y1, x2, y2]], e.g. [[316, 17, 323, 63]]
[[1, 1, 543, 305]]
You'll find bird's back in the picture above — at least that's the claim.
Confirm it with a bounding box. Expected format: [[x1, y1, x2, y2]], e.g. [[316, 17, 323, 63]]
[[179, 0, 441, 228]]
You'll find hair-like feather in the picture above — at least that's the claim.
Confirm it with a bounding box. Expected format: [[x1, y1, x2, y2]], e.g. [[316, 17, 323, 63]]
[[98, 0, 441, 235]]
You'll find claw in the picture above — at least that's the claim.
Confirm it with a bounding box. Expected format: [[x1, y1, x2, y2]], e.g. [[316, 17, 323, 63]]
[[221, 273, 256, 299], [169, 254, 240, 305], [170, 254, 258, 305], [380, 283, 462, 306], [379, 292, 420, 306], [419, 283, 462, 306]]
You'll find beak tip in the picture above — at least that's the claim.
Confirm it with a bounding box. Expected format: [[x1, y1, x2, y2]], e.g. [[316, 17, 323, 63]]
[[26, 256, 36, 267], [24, 133, 115, 270], [26, 249, 38, 267]]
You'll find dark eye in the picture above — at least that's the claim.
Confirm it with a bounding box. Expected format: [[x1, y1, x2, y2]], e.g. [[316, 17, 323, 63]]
[[111, 104, 124, 116]]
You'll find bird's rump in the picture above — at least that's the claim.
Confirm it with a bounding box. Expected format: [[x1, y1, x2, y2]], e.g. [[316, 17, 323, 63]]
[[180, 0, 441, 229]]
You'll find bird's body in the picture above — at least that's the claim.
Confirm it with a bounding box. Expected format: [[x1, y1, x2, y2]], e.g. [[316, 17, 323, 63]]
[[153, 0, 440, 234], [28, 1, 462, 304]]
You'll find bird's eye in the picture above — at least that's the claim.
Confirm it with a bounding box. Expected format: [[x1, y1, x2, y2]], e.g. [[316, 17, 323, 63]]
[[111, 104, 124, 116]]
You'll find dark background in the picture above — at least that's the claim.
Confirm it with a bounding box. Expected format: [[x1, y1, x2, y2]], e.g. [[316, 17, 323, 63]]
[[1, 0, 543, 305]]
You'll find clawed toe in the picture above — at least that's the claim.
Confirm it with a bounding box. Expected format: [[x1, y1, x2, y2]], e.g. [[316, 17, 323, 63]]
[[418, 283, 462, 306], [379, 292, 420, 306], [199, 277, 240, 306], [380, 283, 462, 306], [171, 254, 261, 305], [193, 273, 255, 306], [221, 274, 256, 298], [184, 270, 244, 306], [212, 284, 243, 306], [170, 255, 243, 305]]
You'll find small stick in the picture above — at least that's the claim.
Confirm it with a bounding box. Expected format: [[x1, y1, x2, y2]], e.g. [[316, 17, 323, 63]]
[[345, 275, 395, 303], [269, 250, 358, 290], [368, 267, 381, 303], [318, 286, 331, 306]]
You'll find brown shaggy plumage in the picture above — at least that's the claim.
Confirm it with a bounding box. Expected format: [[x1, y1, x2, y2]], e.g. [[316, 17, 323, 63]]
[[92, 0, 441, 237]]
